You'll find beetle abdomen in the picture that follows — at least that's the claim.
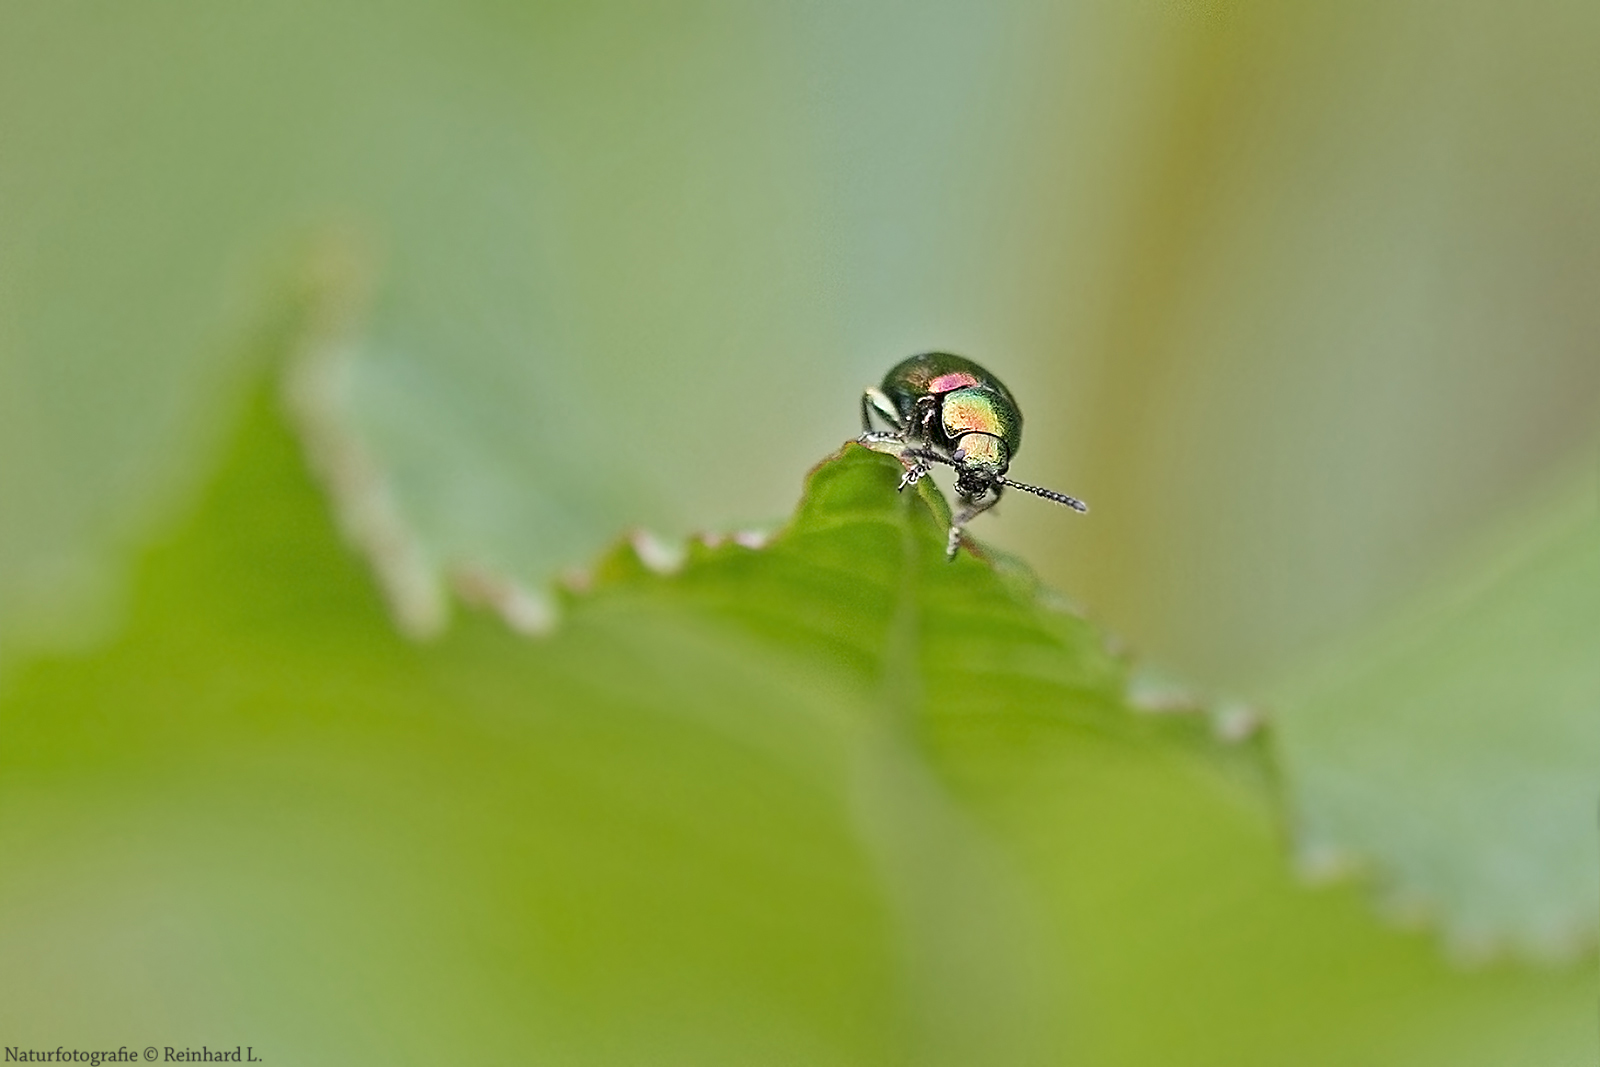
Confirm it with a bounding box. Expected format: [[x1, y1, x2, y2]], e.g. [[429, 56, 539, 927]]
[[880, 352, 1018, 409]]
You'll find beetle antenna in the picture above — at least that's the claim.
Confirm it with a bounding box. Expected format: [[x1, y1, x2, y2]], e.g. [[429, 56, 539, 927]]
[[999, 476, 1088, 513]]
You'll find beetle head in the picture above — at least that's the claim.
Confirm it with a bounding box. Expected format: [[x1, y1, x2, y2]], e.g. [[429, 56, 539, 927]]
[[951, 434, 1009, 499]]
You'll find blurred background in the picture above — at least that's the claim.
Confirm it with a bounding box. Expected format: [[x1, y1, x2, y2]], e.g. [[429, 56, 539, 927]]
[[2, 0, 1597, 1063], [3, 0, 1597, 690]]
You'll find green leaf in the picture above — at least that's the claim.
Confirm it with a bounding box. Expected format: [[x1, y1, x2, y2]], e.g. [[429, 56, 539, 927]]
[[4, 4, 1597, 1058], [3, 368, 1592, 1065], [2, 2, 1190, 673], [1275, 482, 1600, 960], [0, 0, 1091, 664], [0, 364, 1141, 1064]]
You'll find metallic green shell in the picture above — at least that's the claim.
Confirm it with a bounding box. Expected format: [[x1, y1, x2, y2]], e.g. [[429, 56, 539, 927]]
[[880, 352, 1023, 457]]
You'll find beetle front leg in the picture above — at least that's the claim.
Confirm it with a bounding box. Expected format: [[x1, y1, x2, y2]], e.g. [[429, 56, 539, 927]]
[[946, 486, 1002, 560], [897, 460, 932, 491]]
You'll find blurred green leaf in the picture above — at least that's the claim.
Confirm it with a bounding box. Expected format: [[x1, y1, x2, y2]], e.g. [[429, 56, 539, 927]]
[[2, 366, 1592, 1065], [0, 0, 832, 663], [0, 364, 1133, 1065], [1275, 479, 1600, 960], [3, 2, 1596, 1060], [0, 0, 1155, 671]]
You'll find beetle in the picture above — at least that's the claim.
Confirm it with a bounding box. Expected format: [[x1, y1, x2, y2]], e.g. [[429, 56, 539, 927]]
[[859, 351, 1087, 559]]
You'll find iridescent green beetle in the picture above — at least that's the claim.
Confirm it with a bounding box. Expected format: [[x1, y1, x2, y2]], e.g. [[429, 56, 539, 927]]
[[859, 352, 1087, 559]]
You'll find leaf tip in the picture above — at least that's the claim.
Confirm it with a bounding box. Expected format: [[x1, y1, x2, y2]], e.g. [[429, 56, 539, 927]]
[[281, 304, 448, 641], [450, 565, 559, 637]]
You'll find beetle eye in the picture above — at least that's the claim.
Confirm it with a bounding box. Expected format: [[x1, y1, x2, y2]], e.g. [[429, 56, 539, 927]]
[[952, 448, 966, 462]]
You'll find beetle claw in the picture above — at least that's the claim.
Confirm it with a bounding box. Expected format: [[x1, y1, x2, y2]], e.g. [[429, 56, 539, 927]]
[[897, 461, 932, 492]]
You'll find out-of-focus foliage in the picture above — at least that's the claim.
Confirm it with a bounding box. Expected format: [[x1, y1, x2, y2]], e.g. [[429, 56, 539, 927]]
[[1057, 0, 1600, 692], [2, 0, 1598, 1060], [1276, 474, 1600, 960], [4, 1, 1597, 684], [0, 384, 1591, 1064], [0, 0, 1156, 664]]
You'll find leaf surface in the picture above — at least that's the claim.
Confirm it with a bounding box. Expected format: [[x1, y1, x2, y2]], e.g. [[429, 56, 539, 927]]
[[1, 372, 1591, 1065], [1275, 483, 1600, 960]]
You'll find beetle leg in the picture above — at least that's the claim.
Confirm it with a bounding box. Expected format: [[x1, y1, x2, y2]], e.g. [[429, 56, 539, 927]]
[[912, 394, 940, 439], [946, 485, 1002, 561], [859, 388, 909, 454], [860, 387, 905, 436], [859, 430, 906, 445], [897, 460, 932, 491]]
